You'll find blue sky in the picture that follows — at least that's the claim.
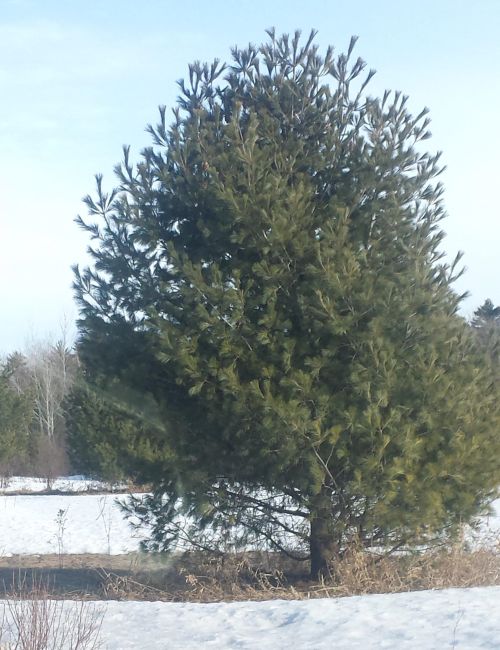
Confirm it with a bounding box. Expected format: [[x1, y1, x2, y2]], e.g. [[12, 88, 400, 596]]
[[1, 0, 499, 353]]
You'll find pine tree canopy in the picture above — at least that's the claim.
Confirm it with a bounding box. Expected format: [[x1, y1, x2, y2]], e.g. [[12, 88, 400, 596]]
[[73, 29, 500, 578]]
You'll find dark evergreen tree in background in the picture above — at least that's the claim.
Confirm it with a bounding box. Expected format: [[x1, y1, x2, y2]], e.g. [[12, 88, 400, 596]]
[[65, 379, 166, 482], [0, 360, 31, 472], [471, 298, 500, 368], [73, 30, 500, 578]]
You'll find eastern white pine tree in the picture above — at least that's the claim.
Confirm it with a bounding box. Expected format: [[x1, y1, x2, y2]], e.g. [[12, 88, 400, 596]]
[[73, 30, 500, 578]]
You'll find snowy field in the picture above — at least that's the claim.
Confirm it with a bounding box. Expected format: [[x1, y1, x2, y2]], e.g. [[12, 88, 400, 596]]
[[0, 477, 499, 556], [1, 586, 500, 649], [0, 476, 145, 555], [0, 493, 143, 555]]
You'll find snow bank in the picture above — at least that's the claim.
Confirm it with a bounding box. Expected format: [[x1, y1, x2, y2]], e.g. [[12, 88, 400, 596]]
[[1, 586, 497, 649]]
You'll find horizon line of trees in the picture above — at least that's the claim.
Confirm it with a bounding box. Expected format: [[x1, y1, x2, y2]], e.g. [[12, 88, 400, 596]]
[[0, 330, 78, 486]]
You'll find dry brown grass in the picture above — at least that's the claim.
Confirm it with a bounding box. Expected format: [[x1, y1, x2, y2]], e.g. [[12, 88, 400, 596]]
[[2, 537, 500, 604], [93, 538, 500, 602], [95, 552, 302, 602], [326, 542, 500, 597]]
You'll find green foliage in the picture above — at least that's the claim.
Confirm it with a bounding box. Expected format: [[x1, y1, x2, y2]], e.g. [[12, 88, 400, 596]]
[[65, 379, 169, 482], [471, 299, 500, 367], [2, 343, 77, 478], [472, 299, 500, 327], [0, 364, 31, 468], [74, 29, 500, 576]]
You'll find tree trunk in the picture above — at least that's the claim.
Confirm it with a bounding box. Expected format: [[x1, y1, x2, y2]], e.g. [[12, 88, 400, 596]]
[[309, 486, 338, 580]]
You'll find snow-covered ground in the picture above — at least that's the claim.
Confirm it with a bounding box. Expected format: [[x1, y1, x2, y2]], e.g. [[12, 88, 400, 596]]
[[0, 493, 144, 555], [0, 481, 499, 556], [1, 586, 499, 648]]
